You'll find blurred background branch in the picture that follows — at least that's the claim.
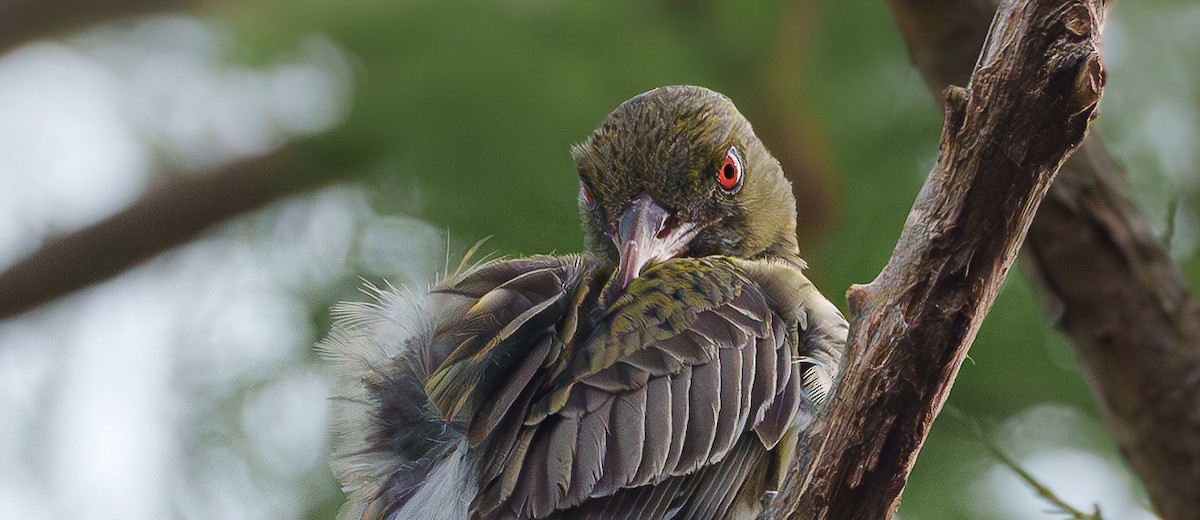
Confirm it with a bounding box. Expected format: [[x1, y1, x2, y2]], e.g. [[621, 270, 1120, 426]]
[[886, 0, 1200, 517], [0, 0, 191, 54], [0, 150, 332, 320]]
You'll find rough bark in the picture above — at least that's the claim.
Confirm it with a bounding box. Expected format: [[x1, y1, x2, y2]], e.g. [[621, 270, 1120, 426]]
[[888, 1, 1200, 518], [765, 0, 1107, 518]]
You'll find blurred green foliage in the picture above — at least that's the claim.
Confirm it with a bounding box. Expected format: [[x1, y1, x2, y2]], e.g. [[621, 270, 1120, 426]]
[[191, 0, 1193, 517]]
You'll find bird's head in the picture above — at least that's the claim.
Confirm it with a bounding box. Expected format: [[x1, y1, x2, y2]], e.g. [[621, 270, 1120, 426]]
[[572, 85, 799, 288]]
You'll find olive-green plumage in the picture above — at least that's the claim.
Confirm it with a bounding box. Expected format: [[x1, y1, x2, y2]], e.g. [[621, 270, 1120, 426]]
[[322, 86, 847, 520], [574, 87, 800, 263]]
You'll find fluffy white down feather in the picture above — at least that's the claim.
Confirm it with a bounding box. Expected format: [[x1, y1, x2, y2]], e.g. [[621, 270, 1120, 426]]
[[392, 441, 474, 520], [319, 282, 477, 520]]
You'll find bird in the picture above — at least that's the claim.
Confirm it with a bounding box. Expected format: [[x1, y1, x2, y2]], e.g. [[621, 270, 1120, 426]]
[[320, 85, 847, 520]]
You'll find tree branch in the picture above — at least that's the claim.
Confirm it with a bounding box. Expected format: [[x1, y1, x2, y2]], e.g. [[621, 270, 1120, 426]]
[[766, 0, 1107, 517], [887, 1, 1200, 518], [1024, 131, 1200, 520], [0, 150, 327, 320]]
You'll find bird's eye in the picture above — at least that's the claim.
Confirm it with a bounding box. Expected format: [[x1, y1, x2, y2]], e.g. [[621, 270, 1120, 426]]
[[718, 147, 743, 193], [580, 182, 596, 208]]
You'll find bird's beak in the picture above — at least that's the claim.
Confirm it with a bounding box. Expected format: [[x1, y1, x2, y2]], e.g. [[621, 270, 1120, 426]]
[[612, 193, 698, 289]]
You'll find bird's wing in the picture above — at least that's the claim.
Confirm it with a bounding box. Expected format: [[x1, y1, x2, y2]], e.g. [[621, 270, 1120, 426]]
[[539, 434, 772, 520], [471, 257, 839, 519], [738, 258, 848, 426], [321, 254, 601, 520]]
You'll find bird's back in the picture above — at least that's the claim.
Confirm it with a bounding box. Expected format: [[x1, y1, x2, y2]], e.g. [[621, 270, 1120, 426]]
[[322, 252, 845, 520]]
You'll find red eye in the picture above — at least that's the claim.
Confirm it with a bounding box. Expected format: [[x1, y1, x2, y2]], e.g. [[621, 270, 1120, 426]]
[[580, 182, 596, 207], [718, 147, 743, 193]]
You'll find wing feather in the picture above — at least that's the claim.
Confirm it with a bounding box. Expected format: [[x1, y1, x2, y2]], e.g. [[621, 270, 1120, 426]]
[[675, 357, 720, 474], [711, 346, 743, 460], [565, 394, 610, 501], [453, 256, 842, 519], [631, 376, 672, 484], [592, 390, 647, 496]]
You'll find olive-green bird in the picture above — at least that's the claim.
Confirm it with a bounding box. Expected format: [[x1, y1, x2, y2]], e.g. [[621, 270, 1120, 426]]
[[322, 85, 847, 520]]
